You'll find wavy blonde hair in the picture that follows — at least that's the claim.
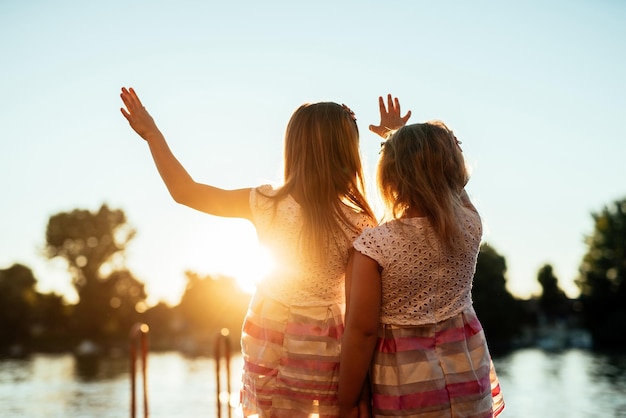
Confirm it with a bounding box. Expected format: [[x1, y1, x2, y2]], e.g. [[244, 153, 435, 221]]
[[267, 102, 375, 261], [378, 121, 469, 252]]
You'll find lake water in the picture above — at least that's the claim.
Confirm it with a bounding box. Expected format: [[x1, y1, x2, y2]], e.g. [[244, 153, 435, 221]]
[[1, 348, 625, 417]]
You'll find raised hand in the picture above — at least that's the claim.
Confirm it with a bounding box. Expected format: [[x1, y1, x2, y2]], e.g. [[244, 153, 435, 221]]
[[368, 94, 412, 139], [120, 87, 161, 141]]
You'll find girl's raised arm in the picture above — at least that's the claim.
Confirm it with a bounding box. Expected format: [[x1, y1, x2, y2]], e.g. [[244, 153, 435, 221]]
[[120, 87, 252, 220]]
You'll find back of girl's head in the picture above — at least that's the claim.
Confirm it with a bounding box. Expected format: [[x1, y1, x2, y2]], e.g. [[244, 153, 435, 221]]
[[378, 121, 468, 249], [283, 102, 363, 199], [279, 102, 374, 261]]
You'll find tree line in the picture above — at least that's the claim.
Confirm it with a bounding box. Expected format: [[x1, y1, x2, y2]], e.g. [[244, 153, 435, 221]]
[[1, 197, 625, 357]]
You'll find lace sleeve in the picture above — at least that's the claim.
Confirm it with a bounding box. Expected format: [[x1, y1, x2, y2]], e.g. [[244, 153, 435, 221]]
[[353, 227, 384, 266], [249, 184, 274, 225]]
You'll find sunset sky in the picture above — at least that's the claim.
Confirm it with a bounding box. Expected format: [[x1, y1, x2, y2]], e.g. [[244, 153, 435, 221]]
[[1, 1, 625, 306]]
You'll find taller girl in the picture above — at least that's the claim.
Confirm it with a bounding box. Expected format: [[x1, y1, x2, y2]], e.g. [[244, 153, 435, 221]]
[[120, 87, 376, 417]]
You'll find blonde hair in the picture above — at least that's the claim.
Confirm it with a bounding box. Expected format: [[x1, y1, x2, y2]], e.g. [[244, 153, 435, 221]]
[[378, 121, 468, 252], [268, 102, 375, 261]]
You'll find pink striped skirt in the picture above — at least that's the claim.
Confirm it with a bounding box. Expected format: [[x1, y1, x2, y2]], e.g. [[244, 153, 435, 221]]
[[371, 307, 505, 417], [240, 293, 344, 418]]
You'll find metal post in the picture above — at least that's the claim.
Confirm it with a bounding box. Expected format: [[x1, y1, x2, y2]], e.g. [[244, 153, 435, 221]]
[[130, 323, 150, 418], [214, 328, 232, 418]]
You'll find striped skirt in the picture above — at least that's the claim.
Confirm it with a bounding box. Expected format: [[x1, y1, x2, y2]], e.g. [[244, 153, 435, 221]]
[[240, 293, 344, 418], [371, 307, 505, 417]]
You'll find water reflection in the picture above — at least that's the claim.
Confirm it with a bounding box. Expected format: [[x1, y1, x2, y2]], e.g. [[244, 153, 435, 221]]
[[0, 349, 625, 417], [493, 348, 626, 417], [74, 353, 128, 381], [0, 352, 240, 418]]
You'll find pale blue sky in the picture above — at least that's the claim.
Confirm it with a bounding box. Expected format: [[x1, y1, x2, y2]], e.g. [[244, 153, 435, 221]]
[[1, 0, 625, 305]]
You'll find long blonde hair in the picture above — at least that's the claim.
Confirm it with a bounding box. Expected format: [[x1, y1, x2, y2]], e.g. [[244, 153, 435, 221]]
[[268, 102, 375, 261], [378, 121, 468, 251]]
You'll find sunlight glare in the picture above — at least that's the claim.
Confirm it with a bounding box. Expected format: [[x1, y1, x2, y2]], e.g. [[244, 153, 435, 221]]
[[219, 391, 230, 404], [158, 219, 275, 302], [191, 220, 275, 294], [229, 244, 274, 294]]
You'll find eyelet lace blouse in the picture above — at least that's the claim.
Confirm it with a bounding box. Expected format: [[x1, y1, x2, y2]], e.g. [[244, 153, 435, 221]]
[[353, 209, 482, 325], [250, 185, 375, 306]]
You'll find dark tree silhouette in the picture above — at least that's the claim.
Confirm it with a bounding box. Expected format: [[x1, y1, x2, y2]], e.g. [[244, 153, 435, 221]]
[[45, 204, 146, 343], [0, 263, 71, 353], [30, 291, 70, 351], [472, 243, 523, 354], [0, 264, 37, 350], [143, 301, 183, 351], [576, 197, 626, 349], [537, 264, 569, 321], [45, 204, 135, 289]]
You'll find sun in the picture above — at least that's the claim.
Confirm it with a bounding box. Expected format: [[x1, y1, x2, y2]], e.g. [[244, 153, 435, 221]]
[[227, 244, 274, 294], [190, 219, 275, 295]]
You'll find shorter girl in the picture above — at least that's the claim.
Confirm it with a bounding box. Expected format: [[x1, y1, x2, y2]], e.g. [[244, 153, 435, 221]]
[[339, 98, 505, 417]]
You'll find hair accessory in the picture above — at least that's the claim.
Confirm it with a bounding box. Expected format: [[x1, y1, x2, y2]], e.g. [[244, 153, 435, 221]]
[[341, 104, 357, 122], [450, 132, 463, 151]]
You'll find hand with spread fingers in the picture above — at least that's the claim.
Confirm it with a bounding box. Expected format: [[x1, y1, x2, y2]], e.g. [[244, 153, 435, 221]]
[[120, 87, 161, 142], [368, 94, 412, 139]]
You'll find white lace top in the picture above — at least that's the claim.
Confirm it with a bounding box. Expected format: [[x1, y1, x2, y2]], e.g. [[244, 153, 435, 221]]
[[250, 185, 375, 306], [353, 208, 482, 325]]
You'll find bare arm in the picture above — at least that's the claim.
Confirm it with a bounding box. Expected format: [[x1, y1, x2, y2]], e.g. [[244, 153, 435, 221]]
[[339, 251, 381, 417], [120, 87, 252, 220], [369, 94, 412, 139], [344, 251, 373, 418]]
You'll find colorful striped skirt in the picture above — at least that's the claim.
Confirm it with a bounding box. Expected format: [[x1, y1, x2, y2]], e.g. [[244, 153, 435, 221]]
[[371, 307, 505, 417], [240, 293, 345, 418]]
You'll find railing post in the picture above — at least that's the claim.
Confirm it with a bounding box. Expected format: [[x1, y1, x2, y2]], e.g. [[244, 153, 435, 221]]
[[214, 328, 232, 418], [130, 323, 150, 418]]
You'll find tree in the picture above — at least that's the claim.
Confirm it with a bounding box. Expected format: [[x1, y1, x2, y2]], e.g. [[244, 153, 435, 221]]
[[30, 291, 70, 351], [176, 271, 251, 352], [76, 269, 147, 341], [576, 197, 626, 349], [0, 264, 38, 350], [472, 243, 523, 353], [45, 204, 135, 290], [537, 264, 569, 321], [143, 301, 181, 351], [0, 264, 70, 353], [45, 204, 145, 343]]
